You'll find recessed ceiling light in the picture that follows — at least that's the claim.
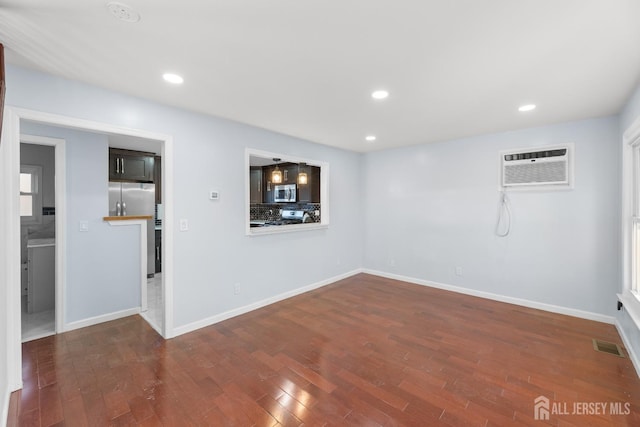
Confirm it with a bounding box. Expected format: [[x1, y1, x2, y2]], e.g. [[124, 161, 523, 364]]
[[371, 90, 389, 100], [365, 135, 377, 142], [518, 104, 536, 112], [163, 73, 184, 85], [106, 2, 141, 23]]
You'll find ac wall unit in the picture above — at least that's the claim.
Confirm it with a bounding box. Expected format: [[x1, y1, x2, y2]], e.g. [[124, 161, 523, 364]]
[[500, 144, 573, 189]]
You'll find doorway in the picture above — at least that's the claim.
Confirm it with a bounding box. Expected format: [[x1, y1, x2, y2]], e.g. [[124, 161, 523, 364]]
[[20, 139, 57, 342], [2, 106, 174, 394]]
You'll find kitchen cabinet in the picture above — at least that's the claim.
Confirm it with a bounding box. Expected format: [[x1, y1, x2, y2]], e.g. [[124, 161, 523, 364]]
[[250, 167, 262, 203], [297, 165, 321, 203], [109, 148, 155, 182], [262, 166, 275, 203], [155, 229, 162, 273], [260, 163, 320, 203], [27, 240, 55, 314], [154, 156, 162, 203], [282, 163, 299, 184]]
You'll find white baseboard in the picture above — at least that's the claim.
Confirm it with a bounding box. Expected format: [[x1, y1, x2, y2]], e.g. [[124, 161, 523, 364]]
[[615, 319, 640, 378], [363, 269, 615, 324], [1, 384, 10, 427], [172, 269, 363, 337], [63, 307, 141, 333]]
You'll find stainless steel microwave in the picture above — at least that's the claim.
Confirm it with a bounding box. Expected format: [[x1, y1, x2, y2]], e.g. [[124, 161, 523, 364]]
[[274, 184, 296, 202]]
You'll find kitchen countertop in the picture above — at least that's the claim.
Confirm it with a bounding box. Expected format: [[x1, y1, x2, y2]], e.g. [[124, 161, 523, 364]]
[[27, 238, 55, 248]]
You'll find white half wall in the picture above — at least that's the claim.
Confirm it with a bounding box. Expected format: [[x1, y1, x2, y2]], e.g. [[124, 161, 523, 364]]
[[363, 116, 621, 317]]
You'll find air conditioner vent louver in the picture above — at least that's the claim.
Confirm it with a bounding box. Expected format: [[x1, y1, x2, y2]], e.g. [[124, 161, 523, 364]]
[[504, 160, 567, 185], [500, 145, 572, 189]]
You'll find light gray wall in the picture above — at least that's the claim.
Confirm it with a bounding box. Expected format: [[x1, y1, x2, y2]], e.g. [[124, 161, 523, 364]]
[[363, 116, 620, 317], [20, 122, 141, 324], [6, 65, 364, 329]]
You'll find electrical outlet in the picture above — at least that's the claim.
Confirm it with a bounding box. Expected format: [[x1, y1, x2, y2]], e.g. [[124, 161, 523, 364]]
[[210, 190, 219, 200], [455, 266, 463, 276], [179, 219, 189, 231], [234, 283, 240, 295]]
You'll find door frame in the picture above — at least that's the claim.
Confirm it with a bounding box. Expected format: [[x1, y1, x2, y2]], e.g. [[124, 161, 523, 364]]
[[20, 134, 66, 337], [1, 106, 175, 392]]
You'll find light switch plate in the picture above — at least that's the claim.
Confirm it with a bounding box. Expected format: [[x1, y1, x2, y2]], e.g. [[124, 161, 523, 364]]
[[179, 219, 189, 231], [79, 221, 89, 232], [210, 190, 219, 200]]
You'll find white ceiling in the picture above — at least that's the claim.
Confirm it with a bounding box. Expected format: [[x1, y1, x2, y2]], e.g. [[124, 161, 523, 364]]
[[2, 0, 640, 152]]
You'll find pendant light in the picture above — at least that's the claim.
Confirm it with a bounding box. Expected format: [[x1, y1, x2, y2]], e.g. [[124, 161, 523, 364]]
[[297, 162, 308, 185], [271, 158, 283, 184]]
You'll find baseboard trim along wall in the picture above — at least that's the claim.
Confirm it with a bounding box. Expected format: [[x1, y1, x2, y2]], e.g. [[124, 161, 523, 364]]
[[63, 307, 141, 333], [172, 269, 363, 337], [615, 319, 640, 378], [363, 269, 616, 325]]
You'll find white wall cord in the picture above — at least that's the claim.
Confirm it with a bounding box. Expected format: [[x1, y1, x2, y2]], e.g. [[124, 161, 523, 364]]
[[495, 190, 511, 237]]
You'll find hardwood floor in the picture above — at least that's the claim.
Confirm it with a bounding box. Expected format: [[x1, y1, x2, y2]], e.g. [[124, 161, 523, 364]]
[[7, 273, 640, 426]]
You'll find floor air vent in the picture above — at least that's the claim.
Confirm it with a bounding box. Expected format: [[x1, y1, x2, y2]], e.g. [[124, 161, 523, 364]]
[[592, 339, 624, 357]]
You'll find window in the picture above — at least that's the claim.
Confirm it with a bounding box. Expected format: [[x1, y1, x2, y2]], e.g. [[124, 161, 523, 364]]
[[20, 165, 42, 224], [246, 148, 329, 235], [620, 117, 640, 327]]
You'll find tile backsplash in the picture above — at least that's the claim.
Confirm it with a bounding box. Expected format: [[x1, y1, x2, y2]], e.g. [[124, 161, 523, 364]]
[[250, 203, 321, 222]]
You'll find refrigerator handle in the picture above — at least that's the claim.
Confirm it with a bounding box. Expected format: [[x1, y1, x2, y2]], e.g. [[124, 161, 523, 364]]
[[115, 157, 120, 173], [122, 201, 127, 216], [116, 201, 121, 216], [121, 158, 125, 175]]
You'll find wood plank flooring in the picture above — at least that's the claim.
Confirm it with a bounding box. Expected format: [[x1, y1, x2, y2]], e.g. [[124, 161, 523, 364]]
[[7, 273, 640, 426]]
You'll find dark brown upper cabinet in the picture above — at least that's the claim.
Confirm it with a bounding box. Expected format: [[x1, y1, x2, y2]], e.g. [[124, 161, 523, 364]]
[[109, 148, 155, 182], [297, 165, 321, 203]]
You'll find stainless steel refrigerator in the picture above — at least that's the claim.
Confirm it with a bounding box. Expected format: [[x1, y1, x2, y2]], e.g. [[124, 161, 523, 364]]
[[109, 182, 155, 277]]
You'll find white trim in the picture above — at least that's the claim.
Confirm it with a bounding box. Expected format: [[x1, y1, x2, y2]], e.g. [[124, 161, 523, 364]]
[[615, 318, 640, 378], [1, 106, 175, 396], [363, 269, 615, 324], [64, 307, 141, 332], [1, 385, 10, 427], [617, 291, 640, 332], [162, 136, 174, 338], [624, 115, 640, 147], [249, 223, 329, 236], [172, 269, 363, 337], [245, 147, 330, 236], [2, 108, 23, 392], [622, 114, 640, 290], [20, 134, 66, 338], [106, 219, 148, 312]]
